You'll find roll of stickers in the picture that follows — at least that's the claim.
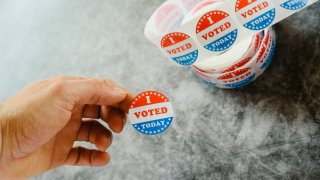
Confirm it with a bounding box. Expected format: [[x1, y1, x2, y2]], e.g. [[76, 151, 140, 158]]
[[192, 26, 276, 88], [144, 0, 318, 88]]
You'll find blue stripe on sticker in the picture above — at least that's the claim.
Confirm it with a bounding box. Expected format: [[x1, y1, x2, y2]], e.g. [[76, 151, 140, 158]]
[[172, 50, 198, 66], [204, 29, 238, 52], [280, 0, 308, 10], [132, 117, 173, 135], [260, 39, 276, 69], [244, 9, 276, 30], [224, 74, 256, 88]]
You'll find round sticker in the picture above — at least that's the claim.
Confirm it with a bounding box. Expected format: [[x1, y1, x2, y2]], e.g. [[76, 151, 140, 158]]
[[161, 32, 199, 66], [259, 37, 275, 69], [256, 30, 271, 63], [218, 67, 256, 88], [222, 57, 252, 73], [235, 0, 276, 30], [196, 10, 238, 52], [253, 32, 263, 52], [279, 0, 308, 10], [129, 91, 174, 135], [255, 32, 275, 76]]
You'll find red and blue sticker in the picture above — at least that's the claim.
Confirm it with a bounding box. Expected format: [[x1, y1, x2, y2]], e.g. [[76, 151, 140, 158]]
[[235, 0, 276, 30], [218, 67, 256, 88], [279, 0, 308, 10], [259, 36, 276, 69], [161, 32, 199, 66], [128, 91, 174, 135], [222, 57, 252, 73], [196, 10, 238, 52]]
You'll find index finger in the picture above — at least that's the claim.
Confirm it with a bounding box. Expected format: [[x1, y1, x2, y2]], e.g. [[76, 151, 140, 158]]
[[112, 91, 135, 114], [61, 78, 129, 106]]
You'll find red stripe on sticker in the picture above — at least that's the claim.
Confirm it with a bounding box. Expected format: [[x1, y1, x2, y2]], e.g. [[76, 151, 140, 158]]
[[235, 0, 258, 11], [196, 10, 229, 33], [223, 57, 252, 73], [130, 91, 168, 108], [263, 31, 270, 46], [257, 31, 271, 62], [218, 67, 251, 80], [161, 32, 190, 48], [254, 33, 262, 52]]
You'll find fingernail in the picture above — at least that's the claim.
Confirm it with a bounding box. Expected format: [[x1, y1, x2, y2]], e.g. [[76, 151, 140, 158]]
[[107, 133, 112, 148], [106, 138, 111, 149]]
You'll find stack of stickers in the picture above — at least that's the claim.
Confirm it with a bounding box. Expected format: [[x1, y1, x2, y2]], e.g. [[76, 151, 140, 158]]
[[144, 0, 317, 88], [191, 27, 276, 88], [185, 0, 277, 88]]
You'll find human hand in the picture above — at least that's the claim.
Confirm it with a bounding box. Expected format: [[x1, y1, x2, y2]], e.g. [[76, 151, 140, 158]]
[[0, 76, 134, 179]]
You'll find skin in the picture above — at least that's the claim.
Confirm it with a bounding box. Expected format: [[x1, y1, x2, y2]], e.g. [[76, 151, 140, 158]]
[[0, 76, 134, 179]]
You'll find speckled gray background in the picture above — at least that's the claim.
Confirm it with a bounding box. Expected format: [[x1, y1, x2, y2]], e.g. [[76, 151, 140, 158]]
[[0, 0, 319, 179]]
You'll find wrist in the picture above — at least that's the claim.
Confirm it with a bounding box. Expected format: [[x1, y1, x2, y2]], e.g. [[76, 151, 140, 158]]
[[0, 101, 16, 163], [0, 102, 25, 180]]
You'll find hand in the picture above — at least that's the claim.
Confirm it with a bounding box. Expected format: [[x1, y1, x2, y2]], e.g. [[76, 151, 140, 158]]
[[0, 76, 134, 179]]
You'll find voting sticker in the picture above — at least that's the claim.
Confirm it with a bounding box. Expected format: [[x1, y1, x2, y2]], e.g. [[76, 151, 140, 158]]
[[128, 91, 174, 135], [235, 0, 276, 30], [279, 0, 308, 10], [196, 10, 238, 52], [161, 32, 199, 66]]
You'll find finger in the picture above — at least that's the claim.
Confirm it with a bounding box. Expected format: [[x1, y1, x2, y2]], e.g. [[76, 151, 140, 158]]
[[65, 147, 110, 167], [41, 76, 86, 89], [101, 106, 126, 133], [61, 79, 128, 105], [108, 91, 134, 113], [76, 120, 112, 151], [16, 76, 85, 96], [83, 104, 100, 119], [120, 92, 135, 113]]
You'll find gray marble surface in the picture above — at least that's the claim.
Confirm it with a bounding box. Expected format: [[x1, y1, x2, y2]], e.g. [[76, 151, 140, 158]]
[[0, 0, 319, 179]]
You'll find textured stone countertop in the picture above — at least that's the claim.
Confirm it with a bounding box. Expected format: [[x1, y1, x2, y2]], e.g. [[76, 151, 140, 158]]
[[0, 0, 319, 179]]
